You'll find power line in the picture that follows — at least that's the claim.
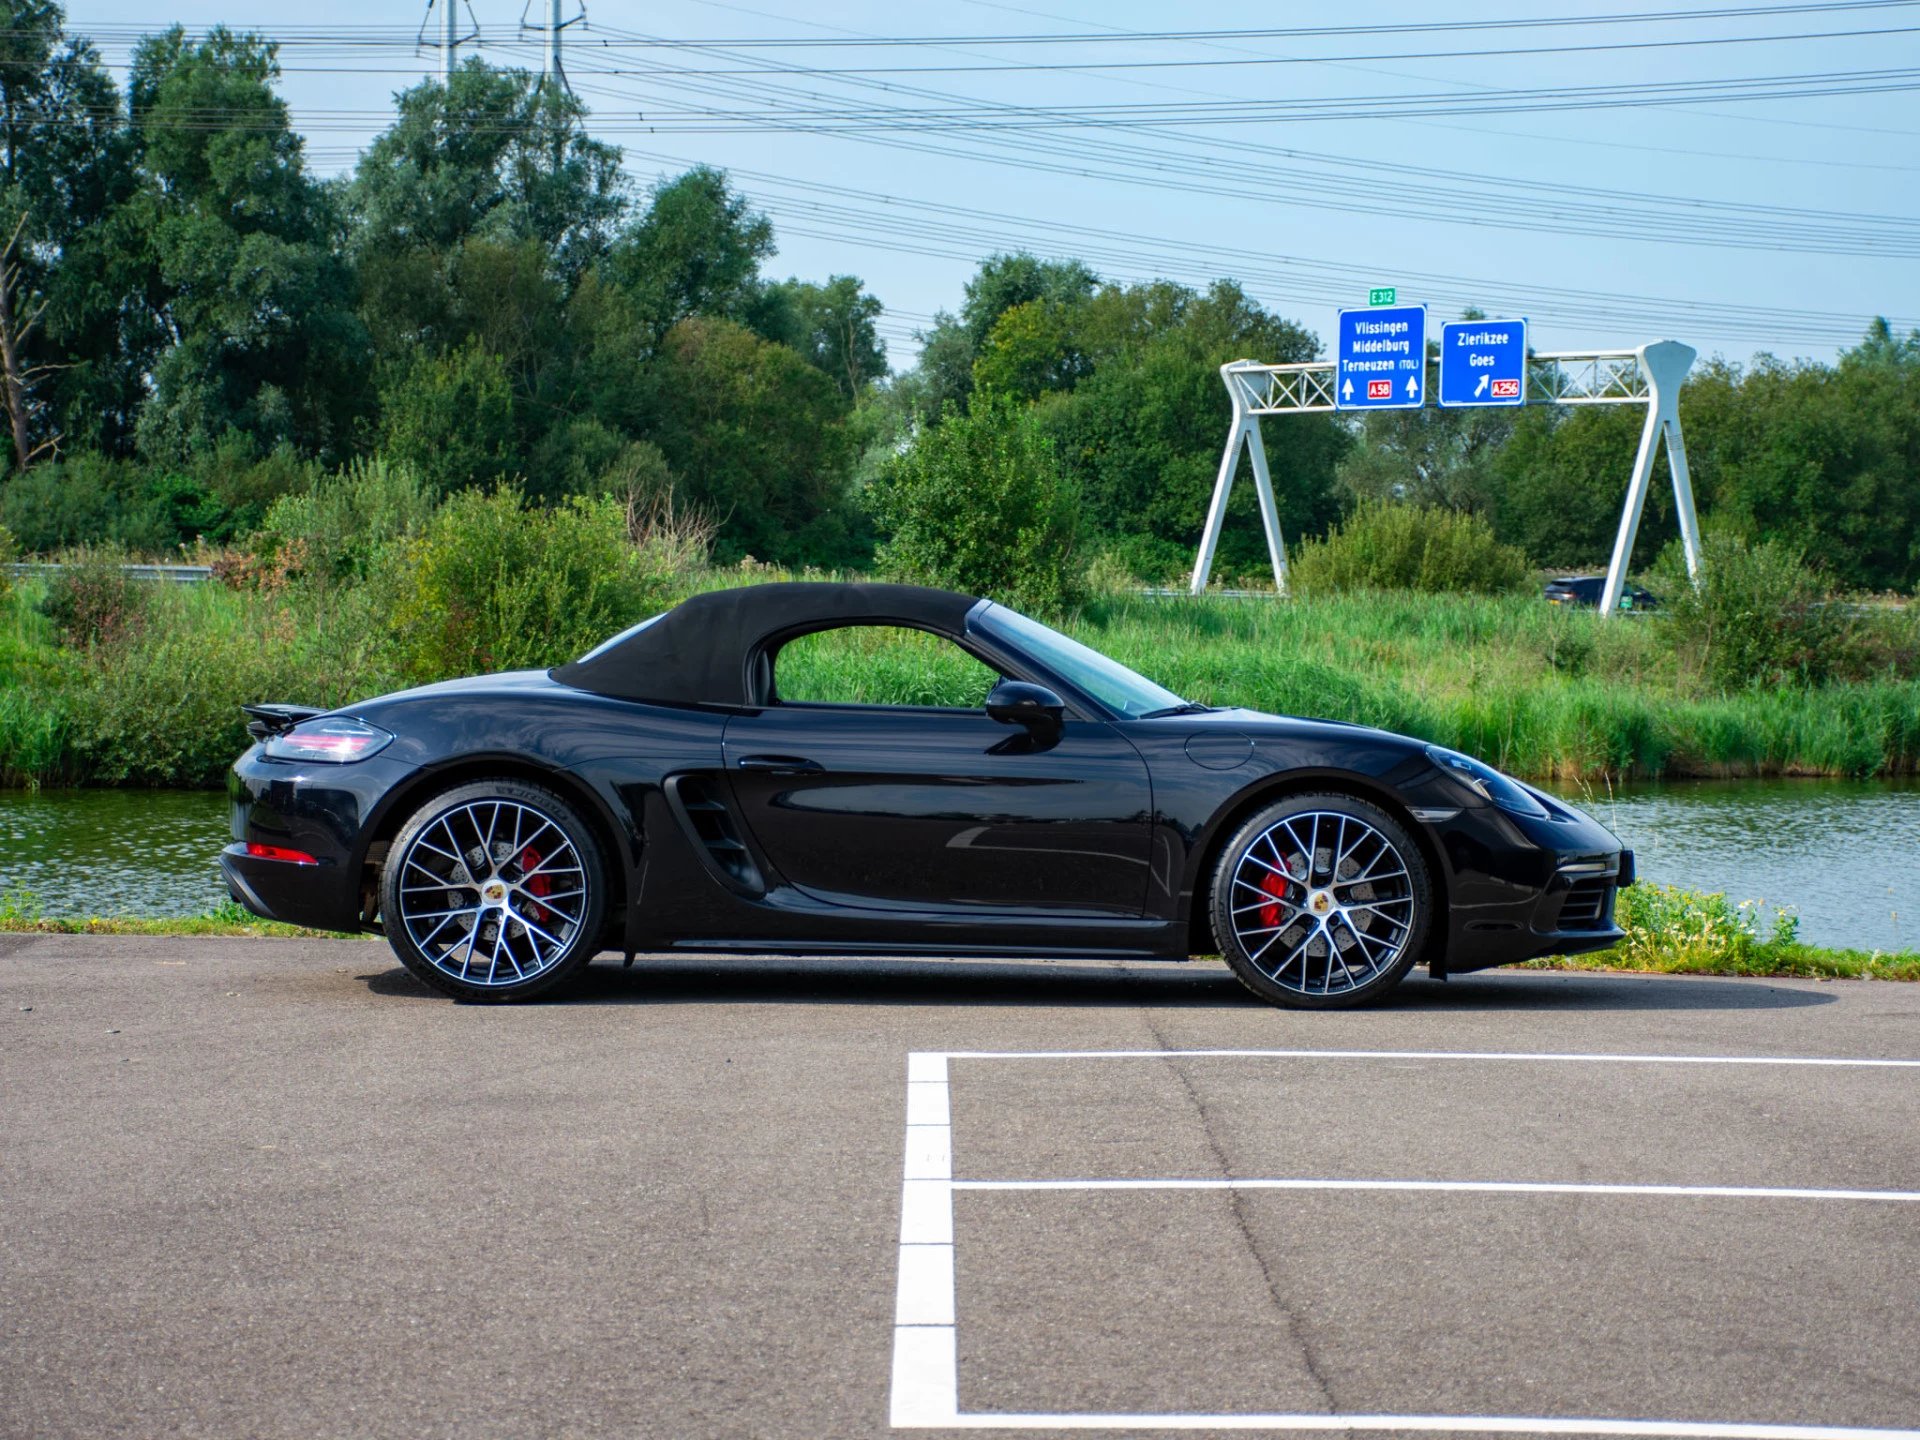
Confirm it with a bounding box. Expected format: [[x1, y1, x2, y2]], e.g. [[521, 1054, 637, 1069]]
[[38, 2, 1920, 48], [545, 43, 1920, 255], [506, 24, 1920, 77], [615, 151, 1910, 348]]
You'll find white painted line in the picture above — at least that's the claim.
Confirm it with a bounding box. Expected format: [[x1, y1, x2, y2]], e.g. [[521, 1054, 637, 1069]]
[[942, 1048, 1920, 1068], [889, 1325, 960, 1427], [909, 1411, 1920, 1437], [893, 1056, 959, 1427], [899, 1179, 955, 1244], [903, 1124, 953, 1181], [952, 1178, 1920, 1203], [891, 1048, 1920, 1436], [908, 1052, 950, 1084], [894, 1243, 957, 1325], [906, 1080, 951, 1127]]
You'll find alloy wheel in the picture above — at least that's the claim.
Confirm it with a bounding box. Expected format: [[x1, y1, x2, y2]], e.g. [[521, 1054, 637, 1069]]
[[393, 798, 590, 988], [1226, 808, 1417, 997]]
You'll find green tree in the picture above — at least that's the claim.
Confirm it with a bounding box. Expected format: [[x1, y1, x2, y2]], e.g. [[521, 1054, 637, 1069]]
[[1490, 403, 1664, 572], [642, 317, 854, 564], [350, 60, 625, 288], [604, 166, 774, 350], [1680, 334, 1920, 593], [913, 253, 1098, 416], [376, 342, 517, 495], [126, 27, 366, 461], [758, 274, 887, 400], [0, 1, 145, 460], [1337, 321, 1519, 514], [1038, 280, 1341, 582], [868, 394, 1083, 614]]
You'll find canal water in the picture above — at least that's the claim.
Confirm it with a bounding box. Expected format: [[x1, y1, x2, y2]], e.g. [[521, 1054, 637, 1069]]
[[1, 780, 1915, 952]]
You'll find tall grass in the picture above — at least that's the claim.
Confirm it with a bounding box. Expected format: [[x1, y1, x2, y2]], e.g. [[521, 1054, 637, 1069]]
[[4, 577, 1917, 787]]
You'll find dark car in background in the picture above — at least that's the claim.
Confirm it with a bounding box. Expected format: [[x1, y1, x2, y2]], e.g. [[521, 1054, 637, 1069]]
[[1544, 575, 1659, 611], [223, 582, 1631, 1010]]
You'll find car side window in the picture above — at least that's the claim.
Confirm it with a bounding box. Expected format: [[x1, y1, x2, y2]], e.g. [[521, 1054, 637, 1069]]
[[774, 626, 1000, 709]]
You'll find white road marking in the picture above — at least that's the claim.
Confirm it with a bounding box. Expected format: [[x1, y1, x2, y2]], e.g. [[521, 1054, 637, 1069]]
[[889, 1049, 1920, 1435], [953, 1178, 1920, 1202], [891, 1053, 958, 1428], [943, 1048, 1920, 1068], [912, 1413, 1920, 1437]]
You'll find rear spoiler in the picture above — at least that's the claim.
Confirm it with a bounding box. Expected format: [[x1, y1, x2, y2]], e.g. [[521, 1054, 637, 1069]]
[[242, 703, 328, 741]]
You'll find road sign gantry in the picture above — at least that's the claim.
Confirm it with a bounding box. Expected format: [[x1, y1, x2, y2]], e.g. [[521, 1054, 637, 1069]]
[[1193, 304, 1703, 617]]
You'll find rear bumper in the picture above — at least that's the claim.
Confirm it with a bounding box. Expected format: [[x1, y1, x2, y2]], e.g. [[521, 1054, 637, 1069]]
[[219, 843, 362, 932]]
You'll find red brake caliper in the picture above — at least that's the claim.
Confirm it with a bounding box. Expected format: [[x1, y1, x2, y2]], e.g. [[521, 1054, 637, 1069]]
[[519, 847, 553, 925], [1258, 870, 1290, 929]]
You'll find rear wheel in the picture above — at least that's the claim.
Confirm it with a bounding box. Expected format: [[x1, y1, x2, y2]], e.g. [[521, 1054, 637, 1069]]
[[380, 779, 607, 1002], [1210, 794, 1431, 1010]]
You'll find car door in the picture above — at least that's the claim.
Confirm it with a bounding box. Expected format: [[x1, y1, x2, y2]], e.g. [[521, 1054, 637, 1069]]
[[719, 626, 1154, 917]]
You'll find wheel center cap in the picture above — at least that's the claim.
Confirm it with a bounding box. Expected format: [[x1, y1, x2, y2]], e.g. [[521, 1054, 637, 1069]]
[[481, 880, 508, 904], [1309, 890, 1334, 915]]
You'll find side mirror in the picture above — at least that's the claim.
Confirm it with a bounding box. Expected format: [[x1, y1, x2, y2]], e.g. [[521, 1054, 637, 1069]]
[[986, 679, 1065, 733]]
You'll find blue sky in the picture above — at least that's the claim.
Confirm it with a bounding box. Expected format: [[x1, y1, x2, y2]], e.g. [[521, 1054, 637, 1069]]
[[64, 1, 1920, 369]]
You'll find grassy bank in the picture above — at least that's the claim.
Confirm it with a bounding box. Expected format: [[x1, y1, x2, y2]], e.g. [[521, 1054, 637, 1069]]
[[4, 884, 1912, 981], [0, 894, 350, 938], [5, 572, 1919, 787]]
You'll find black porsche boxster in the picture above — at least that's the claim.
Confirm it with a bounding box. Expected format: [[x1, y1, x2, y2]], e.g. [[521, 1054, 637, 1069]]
[[223, 582, 1631, 1007]]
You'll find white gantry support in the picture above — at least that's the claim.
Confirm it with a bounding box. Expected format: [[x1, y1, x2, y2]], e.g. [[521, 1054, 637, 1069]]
[[1190, 340, 1702, 615], [1570, 342, 1702, 617]]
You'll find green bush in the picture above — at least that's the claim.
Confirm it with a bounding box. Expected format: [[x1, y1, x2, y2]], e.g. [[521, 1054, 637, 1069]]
[[867, 394, 1084, 614], [261, 457, 438, 585], [377, 342, 518, 496], [38, 549, 149, 647], [0, 524, 15, 603], [0, 454, 174, 552], [1289, 498, 1533, 596], [58, 585, 397, 786], [382, 487, 700, 682], [1655, 531, 1844, 690]]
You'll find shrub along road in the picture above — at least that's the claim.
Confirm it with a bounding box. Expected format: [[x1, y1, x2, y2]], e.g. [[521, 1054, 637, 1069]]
[[4, 936, 1918, 1439]]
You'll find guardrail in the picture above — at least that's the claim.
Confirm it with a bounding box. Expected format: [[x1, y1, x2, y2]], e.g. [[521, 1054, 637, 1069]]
[[4, 561, 211, 584]]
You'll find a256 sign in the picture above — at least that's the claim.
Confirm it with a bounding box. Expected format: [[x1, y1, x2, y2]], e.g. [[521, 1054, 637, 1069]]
[[1438, 319, 1528, 408]]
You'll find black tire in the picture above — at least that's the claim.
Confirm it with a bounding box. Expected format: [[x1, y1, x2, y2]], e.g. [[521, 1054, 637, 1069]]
[[1210, 792, 1431, 1010], [380, 778, 608, 1003]]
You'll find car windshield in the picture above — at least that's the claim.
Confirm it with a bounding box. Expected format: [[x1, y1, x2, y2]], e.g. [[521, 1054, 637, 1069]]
[[974, 604, 1189, 719], [571, 612, 663, 664]]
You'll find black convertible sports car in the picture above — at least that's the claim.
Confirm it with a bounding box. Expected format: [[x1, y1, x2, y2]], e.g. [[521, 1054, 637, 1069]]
[[222, 582, 1632, 1007]]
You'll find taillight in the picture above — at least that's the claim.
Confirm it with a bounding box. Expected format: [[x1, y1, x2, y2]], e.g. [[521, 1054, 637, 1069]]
[[246, 843, 318, 865], [261, 717, 394, 764]]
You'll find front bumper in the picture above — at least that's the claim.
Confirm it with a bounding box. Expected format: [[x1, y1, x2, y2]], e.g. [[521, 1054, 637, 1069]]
[[1430, 792, 1633, 975]]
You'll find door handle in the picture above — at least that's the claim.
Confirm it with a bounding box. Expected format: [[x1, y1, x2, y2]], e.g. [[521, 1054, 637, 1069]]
[[735, 754, 824, 774]]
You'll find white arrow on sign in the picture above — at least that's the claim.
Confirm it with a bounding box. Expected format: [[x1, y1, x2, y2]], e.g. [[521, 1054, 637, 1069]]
[[1474, 373, 1490, 398], [1405, 375, 1418, 398], [1341, 378, 1354, 400]]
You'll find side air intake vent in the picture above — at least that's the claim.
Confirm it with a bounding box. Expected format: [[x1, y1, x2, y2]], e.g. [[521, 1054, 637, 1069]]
[[667, 776, 764, 893]]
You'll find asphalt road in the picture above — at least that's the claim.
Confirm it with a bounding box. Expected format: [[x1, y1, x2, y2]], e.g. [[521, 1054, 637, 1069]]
[[3, 936, 1918, 1440]]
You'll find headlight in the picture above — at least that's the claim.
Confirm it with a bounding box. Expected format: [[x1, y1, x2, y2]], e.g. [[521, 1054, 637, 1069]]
[[263, 717, 394, 763], [1424, 745, 1548, 818]]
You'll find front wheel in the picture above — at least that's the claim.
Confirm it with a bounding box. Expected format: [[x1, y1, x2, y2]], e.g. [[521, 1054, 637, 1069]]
[[380, 779, 607, 1002], [1210, 794, 1431, 1010]]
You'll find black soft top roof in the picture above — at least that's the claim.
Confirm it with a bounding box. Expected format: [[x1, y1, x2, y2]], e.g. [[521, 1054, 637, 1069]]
[[550, 581, 985, 706]]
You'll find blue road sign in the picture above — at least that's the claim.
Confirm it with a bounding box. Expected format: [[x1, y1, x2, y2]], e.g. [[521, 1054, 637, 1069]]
[[1439, 318, 1528, 408], [1337, 305, 1427, 410]]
